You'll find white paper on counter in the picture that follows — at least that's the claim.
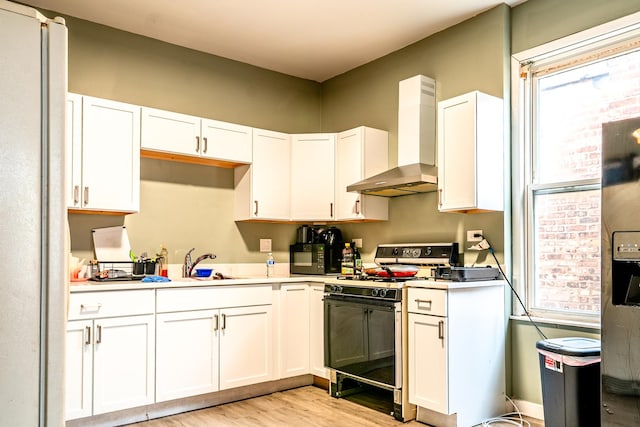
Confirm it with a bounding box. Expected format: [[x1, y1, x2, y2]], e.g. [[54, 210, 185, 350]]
[[92, 226, 132, 261]]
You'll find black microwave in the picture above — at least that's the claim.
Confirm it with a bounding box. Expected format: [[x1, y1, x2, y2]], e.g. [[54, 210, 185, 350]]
[[290, 243, 329, 275]]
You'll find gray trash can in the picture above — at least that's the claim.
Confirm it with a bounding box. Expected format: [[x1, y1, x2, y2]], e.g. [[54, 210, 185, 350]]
[[536, 337, 601, 427]]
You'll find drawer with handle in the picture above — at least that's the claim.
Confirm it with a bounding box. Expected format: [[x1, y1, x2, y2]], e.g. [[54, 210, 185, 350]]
[[68, 289, 155, 320], [407, 287, 447, 316]]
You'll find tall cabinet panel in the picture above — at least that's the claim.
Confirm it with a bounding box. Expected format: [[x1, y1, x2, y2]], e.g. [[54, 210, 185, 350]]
[[335, 126, 389, 221], [290, 133, 336, 221], [235, 129, 290, 220]]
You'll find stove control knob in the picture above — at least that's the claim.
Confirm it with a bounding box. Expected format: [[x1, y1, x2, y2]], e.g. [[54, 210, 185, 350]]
[[392, 247, 399, 256], [378, 288, 388, 298], [372, 288, 379, 297], [331, 285, 342, 293]]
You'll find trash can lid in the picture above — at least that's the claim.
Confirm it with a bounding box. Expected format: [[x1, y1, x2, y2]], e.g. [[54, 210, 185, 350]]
[[536, 337, 600, 357]]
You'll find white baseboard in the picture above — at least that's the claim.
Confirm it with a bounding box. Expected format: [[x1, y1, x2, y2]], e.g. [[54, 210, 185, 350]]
[[512, 399, 544, 421]]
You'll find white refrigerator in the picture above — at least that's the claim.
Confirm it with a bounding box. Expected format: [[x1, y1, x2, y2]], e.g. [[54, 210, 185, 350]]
[[0, 1, 68, 425]]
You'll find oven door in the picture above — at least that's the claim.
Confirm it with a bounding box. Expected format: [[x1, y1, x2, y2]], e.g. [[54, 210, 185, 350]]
[[324, 294, 400, 387]]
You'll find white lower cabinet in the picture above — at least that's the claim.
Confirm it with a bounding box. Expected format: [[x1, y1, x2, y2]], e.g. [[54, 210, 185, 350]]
[[155, 285, 273, 402], [155, 310, 219, 402], [65, 315, 155, 419], [407, 285, 506, 427], [279, 283, 310, 378], [65, 319, 93, 420], [219, 305, 273, 390], [309, 284, 328, 379], [92, 315, 155, 415]]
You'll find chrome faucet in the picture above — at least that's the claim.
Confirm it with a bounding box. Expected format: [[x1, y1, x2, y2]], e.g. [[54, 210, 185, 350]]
[[183, 248, 217, 277]]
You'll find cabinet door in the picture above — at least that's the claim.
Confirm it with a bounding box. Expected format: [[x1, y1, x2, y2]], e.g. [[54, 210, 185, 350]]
[[92, 315, 155, 415], [408, 313, 448, 414], [201, 118, 252, 163], [251, 128, 290, 219], [81, 96, 141, 212], [140, 107, 201, 156], [335, 127, 388, 221], [438, 94, 477, 211], [309, 284, 328, 378], [219, 305, 273, 390], [156, 310, 219, 402], [65, 320, 93, 420], [279, 283, 309, 378], [66, 93, 83, 209], [290, 133, 336, 221]]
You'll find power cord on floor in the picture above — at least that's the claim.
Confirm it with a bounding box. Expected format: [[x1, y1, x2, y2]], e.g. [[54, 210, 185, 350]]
[[481, 395, 532, 426], [476, 234, 548, 341]]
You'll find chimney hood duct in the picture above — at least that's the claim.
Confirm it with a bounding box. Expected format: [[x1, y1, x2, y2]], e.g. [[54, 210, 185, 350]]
[[347, 75, 437, 197]]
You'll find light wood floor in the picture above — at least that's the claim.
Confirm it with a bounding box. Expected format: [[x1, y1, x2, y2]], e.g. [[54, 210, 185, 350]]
[[126, 386, 542, 427]]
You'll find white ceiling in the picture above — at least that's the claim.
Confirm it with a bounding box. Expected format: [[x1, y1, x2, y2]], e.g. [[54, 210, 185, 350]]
[[24, 0, 523, 82]]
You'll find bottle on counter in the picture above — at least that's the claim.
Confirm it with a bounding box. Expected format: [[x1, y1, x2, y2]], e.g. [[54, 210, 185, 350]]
[[341, 242, 354, 277], [266, 252, 275, 277], [159, 245, 169, 277], [352, 242, 362, 278]]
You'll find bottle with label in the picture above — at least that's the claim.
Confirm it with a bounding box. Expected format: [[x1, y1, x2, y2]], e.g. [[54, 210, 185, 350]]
[[341, 242, 354, 277], [159, 245, 169, 277], [266, 252, 275, 277], [352, 242, 362, 278]]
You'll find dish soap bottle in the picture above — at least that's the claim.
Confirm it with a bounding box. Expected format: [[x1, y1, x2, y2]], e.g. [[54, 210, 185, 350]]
[[266, 252, 275, 277], [341, 242, 354, 277], [159, 245, 169, 277]]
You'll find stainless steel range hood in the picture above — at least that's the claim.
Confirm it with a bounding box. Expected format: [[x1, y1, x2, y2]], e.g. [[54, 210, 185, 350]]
[[347, 75, 437, 197]]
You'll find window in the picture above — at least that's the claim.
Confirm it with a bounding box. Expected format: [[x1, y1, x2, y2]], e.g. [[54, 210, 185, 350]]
[[513, 16, 640, 323]]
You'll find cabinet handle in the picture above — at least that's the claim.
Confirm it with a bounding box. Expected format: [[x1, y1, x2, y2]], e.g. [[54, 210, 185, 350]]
[[96, 324, 102, 344], [438, 320, 444, 340], [330, 202, 334, 218], [73, 185, 80, 205], [203, 137, 208, 153], [84, 186, 89, 205], [254, 200, 259, 216], [214, 314, 219, 331], [355, 199, 360, 215], [438, 188, 443, 207], [414, 299, 432, 309], [80, 303, 102, 312], [195, 136, 200, 153], [85, 326, 91, 345], [221, 313, 226, 330]]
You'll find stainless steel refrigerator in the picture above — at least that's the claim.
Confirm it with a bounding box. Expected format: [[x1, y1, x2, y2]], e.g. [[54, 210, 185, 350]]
[[601, 116, 640, 425], [0, 1, 67, 425]]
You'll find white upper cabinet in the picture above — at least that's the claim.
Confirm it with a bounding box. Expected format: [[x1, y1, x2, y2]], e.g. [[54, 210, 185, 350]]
[[335, 126, 389, 221], [201, 119, 252, 163], [437, 91, 504, 213], [235, 128, 291, 221], [290, 133, 336, 221], [67, 95, 141, 213], [140, 107, 200, 156], [141, 107, 252, 165]]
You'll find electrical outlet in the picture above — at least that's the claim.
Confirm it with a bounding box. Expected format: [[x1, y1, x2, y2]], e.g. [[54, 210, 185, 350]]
[[260, 239, 272, 252], [353, 238, 363, 248], [467, 230, 483, 242]]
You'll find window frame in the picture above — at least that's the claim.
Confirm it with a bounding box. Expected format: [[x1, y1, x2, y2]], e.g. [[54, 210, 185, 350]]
[[511, 11, 640, 326]]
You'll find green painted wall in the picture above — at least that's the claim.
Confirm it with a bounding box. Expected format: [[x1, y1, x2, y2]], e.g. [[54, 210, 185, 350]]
[[61, 14, 322, 265]]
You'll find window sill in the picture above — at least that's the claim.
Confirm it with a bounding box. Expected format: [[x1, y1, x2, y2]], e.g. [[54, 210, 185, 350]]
[[509, 314, 601, 331]]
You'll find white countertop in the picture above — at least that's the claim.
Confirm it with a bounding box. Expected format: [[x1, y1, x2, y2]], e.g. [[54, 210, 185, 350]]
[[69, 275, 505, 292]]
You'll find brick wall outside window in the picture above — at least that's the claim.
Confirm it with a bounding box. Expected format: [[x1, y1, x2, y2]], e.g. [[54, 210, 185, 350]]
[[533, 51, 640, 314]]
